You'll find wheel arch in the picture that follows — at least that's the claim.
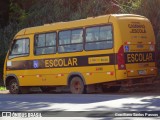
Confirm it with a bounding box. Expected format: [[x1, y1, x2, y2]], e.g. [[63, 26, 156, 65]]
[[67, 72, 86, 86], [5, 74, 19, 89]]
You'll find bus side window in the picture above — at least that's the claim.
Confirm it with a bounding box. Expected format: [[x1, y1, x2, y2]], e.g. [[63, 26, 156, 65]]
[[35, 32, 56, 55], [71, 29, 83, 44], [85, 25, 113, 51], [58, 29, 83, 53], [86, 27, 99, 42], [58, 46, 65, 52]]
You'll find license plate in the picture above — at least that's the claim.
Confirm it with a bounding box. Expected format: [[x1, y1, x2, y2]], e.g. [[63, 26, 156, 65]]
[[138, 70, 146, 75]]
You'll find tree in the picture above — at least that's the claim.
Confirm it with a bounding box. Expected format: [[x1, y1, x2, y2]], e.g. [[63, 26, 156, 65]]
[[112, 0, 141, 13], [0, 0, 9, 27], [137, 0, 160, 37]]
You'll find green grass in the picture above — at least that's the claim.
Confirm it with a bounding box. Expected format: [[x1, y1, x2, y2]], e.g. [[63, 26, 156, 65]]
[[0, 86, 6, 91]]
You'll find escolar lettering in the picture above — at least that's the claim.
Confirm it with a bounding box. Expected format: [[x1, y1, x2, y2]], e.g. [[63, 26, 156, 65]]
[[127, 53, 153, 63], [45, 58, 78, 68]]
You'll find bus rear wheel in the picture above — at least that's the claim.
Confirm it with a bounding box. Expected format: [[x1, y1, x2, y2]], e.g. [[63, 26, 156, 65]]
[[70, 77, 85, 94], [9, 79, 21, 94]]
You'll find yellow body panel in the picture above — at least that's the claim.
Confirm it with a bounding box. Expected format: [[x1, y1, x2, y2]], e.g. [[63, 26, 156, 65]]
[[3, 14, 157, 87]]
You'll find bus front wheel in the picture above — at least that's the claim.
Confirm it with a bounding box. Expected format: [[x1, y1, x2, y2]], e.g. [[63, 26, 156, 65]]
[[9, 79, 21, 94], [70, 77, 86, 94]]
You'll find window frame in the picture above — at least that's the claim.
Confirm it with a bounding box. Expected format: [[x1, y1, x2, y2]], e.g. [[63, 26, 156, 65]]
[[84, 24, 114, 51], [33, 24, 113, 55], [8, 38, 30, 60], [58, 28, 84, 53], [34, 31, 57, 56]]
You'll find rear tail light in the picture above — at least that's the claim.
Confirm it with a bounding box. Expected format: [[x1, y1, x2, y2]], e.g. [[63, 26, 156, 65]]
[[117, 45, 126, 70]]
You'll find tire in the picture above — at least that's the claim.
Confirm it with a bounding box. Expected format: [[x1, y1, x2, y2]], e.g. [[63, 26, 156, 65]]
[[70, 77, 86, 94], [9, 79, 21, 94]]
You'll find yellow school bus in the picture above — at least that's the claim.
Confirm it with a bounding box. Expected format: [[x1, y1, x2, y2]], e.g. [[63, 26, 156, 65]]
[[3, 14, 157, 94]]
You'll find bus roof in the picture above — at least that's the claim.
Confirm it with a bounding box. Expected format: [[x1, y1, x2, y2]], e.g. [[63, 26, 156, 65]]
[[15, 14, 146, 37]]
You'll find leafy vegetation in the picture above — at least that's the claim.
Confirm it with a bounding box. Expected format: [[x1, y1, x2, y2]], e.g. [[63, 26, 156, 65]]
[[0, 0, 160, 84], [113, 0, 142, 13], [0, 86, 6, 91]]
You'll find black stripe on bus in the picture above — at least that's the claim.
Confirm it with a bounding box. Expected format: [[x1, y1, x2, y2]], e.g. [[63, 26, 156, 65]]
[[7, 52, 155, 71], [7, 54, 116, 70]]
